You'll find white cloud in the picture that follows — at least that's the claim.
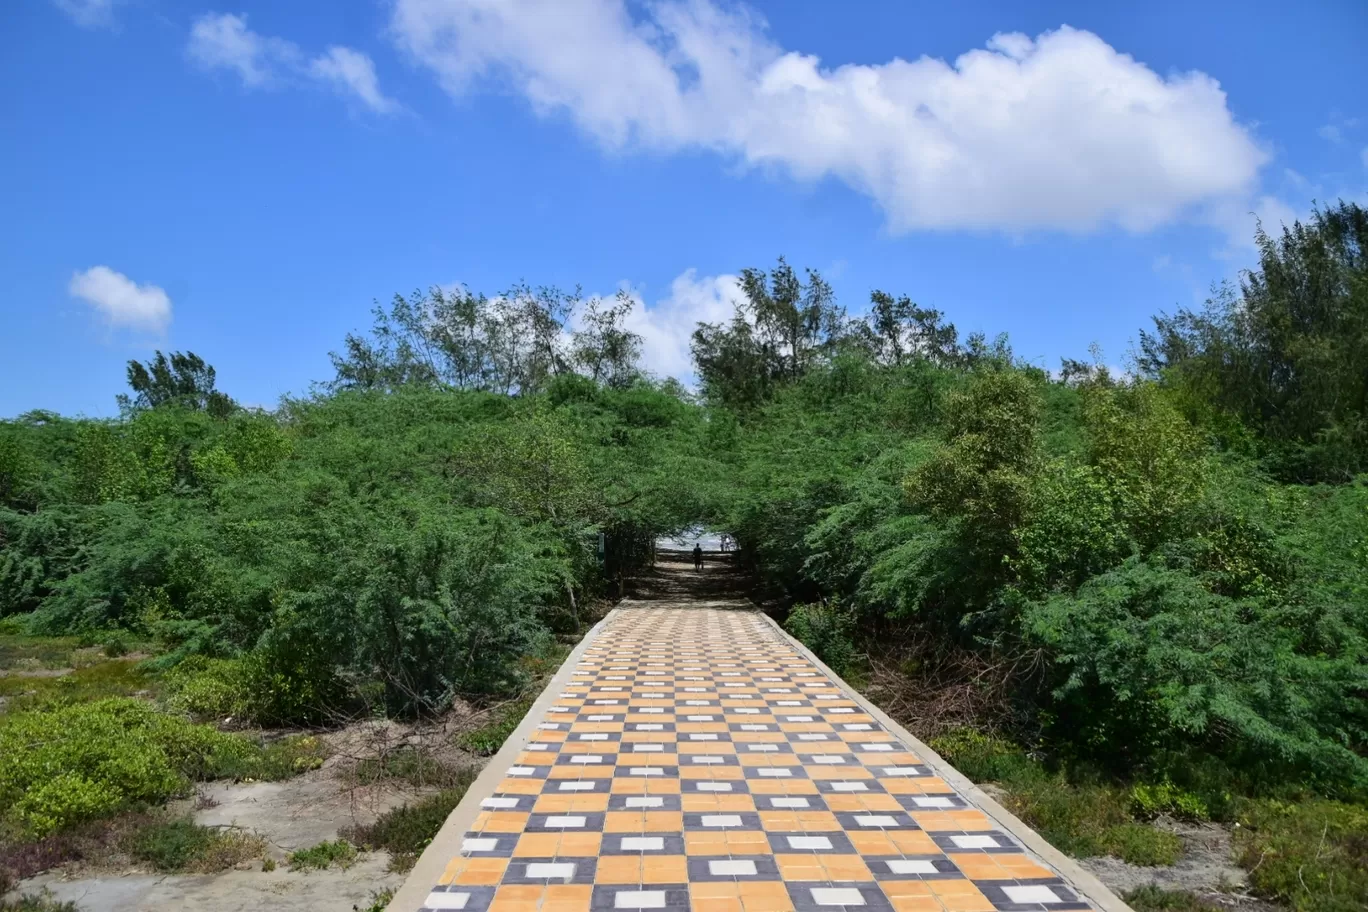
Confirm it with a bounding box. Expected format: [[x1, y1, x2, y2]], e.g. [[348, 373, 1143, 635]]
[[391, 0, 1266, 234], [68, 266, 172, 333], [624, 271, 741, 380], [188, 12, 396, 112], [52, 0, 117, 29], [1318, 124, 1343, 144], [187, 12, 298, 88], [310, 47, 400, 113]]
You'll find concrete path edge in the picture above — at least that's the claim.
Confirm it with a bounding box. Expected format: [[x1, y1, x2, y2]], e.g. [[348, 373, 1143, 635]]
[[755, 611, 1134, 912], [387, 608, 622, 912]]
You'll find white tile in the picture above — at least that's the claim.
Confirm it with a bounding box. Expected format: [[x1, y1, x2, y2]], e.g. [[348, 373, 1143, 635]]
[[525, 862, 576, 880], [811, 888, 865, 906], [701, 814, 743, 827], [1004, 886, 1063, 904], [811, 755, 846, 764], [912, 797, 954, 808], [629, 767, 665, 776], [734, 708, 760, 714], [829, 707, 855, 713], [570, 755, 605, 764], [862, 743, 896, 752], [881, 767, 922, 776], [770, 797, 810, 808], [633, 744, 665, 752], [543, 815, 586, 827], [709, 859, 759, 876], [615, 891, 666, 909], [832, 781, 868, 792], [508, 766, 535, 775], [481, 797, 519, 809], [748, 745, 779, 752], [587, 715, 613, 721], [757, 768, 792, 777], [461, 837, 497, 853], [424, 892, 469, 909], [853, 815, 899, 827], [539, 723, 561, 729], [887, 859, 938, 874], [689, 734, 719, 741], [697, 782, 733, 792], [636, 724, 664, 731], [624, 796, 664, 808], [579, 734, 609, 741], [843, 724, 873, 731], [787, 835, 833, 850], [640, 707, 665, 714], [693, 757, 724, 764], [687, 715, 714, 721], [951, 834, 1000, 849], [559, 782, 595, 791], [620, 836, 665, 851], [798, 734, 829, 741], [741, 724, 769, 731]]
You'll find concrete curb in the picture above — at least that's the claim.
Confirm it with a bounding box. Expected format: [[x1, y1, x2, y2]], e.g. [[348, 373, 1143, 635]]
[[755, 611, 1135, 912], [387, 609, 621, 912]]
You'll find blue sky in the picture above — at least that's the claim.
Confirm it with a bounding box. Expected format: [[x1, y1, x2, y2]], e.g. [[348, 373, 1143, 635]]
[[3, 0, 1366, 417]]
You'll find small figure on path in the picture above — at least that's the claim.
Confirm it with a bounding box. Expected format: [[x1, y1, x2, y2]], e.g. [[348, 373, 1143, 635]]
[[693, 544, 703, 571]]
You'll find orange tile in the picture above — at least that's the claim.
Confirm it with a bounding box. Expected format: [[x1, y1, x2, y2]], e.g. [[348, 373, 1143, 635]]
[[495, 778, 544, 795], [557, 832, 603, 856], [824, 793, 900, 812], [912, 810, 993, 831], [489, 884, 543, 912], [475, 812, 530, 833], [689, 882, 744, 912], [736, 882, 795, 912], [947, 853, 1006, 880], [542, 885, 592, 912], [819, 854, 873, 882], [641, 855, 688, 883], [681, 794, 756, 813], [775, 854, 825, 881], [513, 833, 562, 857], [927, 880, 994, 912], [595, 855, 642, 884], [453, 857, 508, 885]]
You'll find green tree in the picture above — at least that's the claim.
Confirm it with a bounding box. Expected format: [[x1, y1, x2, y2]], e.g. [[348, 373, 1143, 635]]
[[119, 351, 234, 418]]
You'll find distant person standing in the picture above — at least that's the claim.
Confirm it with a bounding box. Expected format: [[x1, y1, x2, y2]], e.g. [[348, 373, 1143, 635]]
[[693, 544, 703, 571]]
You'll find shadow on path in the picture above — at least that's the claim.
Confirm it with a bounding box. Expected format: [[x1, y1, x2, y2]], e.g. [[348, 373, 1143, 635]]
[[623, 550, 752, 607]]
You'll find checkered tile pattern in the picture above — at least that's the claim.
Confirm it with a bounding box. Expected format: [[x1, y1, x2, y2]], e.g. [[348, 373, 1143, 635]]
[[421, 609, 1093, 912]]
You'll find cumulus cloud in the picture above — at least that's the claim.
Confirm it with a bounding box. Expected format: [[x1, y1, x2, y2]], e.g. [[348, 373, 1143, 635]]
[[390, 0, 1266, 234], [69, 266, 172, 333], [188, 12, 396, 112], [51, 0, 117, 29], [623, 271, 741, 380]]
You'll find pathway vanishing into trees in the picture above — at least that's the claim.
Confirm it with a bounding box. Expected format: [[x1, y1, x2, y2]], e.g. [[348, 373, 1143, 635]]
[[389, 552, 1131, 912]]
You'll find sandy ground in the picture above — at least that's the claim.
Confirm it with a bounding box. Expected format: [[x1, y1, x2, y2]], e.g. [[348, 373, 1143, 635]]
[[12, 721, 464, 912]]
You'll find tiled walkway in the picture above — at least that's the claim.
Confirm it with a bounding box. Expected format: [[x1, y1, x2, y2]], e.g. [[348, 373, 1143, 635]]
[[402, 608, 1113, 912]]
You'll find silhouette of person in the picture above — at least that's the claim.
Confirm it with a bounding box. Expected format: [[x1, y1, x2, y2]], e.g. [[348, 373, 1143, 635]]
[[693, 544, 703, 571]]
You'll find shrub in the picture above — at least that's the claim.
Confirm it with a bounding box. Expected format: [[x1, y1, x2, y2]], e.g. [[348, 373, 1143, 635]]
[[0, 892, 80, 912], [346, 779, 476, 872], [354, 888, 395, 912], [287, 839, 357, 871], [0, 699, 258, 836], [1122, 886, 1223, 912], [1130, 780, 1210, 821], [1234, 799, 1368, 912], [354, 747, 470, 788], [784, 601, 857, 676], [129, 817, 266, 873], [456, 699, 533, 757]]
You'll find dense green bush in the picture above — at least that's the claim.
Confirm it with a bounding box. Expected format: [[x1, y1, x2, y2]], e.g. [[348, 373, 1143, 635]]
[[784, 601, 858, 676], [0, 699, 296, 836]]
